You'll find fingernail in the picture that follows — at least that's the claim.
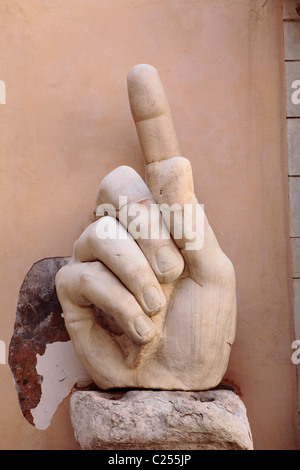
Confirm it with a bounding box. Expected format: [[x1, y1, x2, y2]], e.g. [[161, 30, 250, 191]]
[[155, 245, 182, 273], [143, 286, 164, 313], [134, 315, 154, 338]]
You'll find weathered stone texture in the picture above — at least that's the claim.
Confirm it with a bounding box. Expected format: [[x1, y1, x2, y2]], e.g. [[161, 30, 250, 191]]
[[70, 389, 253, 450]]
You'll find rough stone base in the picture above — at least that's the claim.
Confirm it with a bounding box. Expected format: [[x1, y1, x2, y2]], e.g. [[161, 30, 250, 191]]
[[70, 389, 253, 450]]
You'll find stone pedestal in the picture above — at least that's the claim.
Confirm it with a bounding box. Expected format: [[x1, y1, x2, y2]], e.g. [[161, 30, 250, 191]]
[[69, 389, 253, 450]]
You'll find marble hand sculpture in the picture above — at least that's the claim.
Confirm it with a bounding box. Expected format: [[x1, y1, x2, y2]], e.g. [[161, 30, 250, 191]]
[[55, 64, 236, 391]]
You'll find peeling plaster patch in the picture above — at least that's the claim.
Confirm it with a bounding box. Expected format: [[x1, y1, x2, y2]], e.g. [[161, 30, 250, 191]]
[[31, 341, 91, 430], [9, 257, 71, 425]]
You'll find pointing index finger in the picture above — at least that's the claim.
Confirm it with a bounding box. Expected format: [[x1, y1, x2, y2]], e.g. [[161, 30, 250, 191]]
[[127, 64, 182, 164], [127, 64, 195, 208]]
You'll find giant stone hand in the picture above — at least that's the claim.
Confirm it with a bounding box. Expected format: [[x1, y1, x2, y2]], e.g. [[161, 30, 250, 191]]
[[55, 64, 236, 390]]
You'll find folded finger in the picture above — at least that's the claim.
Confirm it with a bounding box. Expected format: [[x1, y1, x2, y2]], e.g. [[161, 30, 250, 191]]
[[56, 260, 156, 346], [94, 165, 184, 283], [73, 217, 167, 316]]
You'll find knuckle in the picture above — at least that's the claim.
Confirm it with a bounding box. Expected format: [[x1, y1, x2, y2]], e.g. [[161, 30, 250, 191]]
[[79, 272, 93, 295], [55, 264, 70, 293], [73, 222, 99, 260]]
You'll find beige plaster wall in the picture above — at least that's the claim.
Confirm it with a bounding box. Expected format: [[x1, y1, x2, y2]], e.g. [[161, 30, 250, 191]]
[[0, 0, 299, 450]]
